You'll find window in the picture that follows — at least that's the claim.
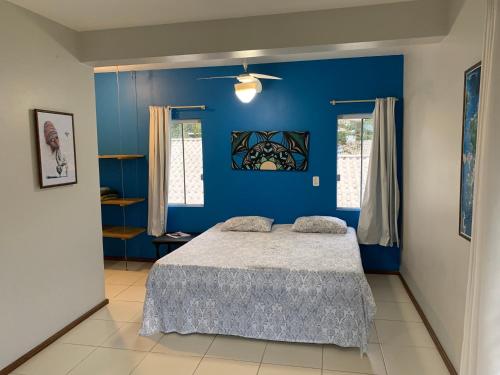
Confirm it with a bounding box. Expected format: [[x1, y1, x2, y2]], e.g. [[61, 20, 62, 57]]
[[168, 120, 204, 206], [336, 114, 373, 209]]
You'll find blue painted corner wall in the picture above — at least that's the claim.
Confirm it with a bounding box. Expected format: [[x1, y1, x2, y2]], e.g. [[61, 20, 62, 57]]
[[95, 55, 404, 271]]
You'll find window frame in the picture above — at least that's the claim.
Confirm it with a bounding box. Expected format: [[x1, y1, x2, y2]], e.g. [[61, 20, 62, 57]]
[[168, 118, 204, 207], [336, 113, 373, 210]]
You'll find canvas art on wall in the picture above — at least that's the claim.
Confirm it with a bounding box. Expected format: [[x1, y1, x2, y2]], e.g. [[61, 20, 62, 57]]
[[459, 62, 481, 240], [34, 109, 77, 188], [231, 131, 309, 171]]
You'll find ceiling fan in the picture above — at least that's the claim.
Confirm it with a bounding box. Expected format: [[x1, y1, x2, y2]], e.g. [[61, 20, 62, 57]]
[[198, 63, 282, 103]]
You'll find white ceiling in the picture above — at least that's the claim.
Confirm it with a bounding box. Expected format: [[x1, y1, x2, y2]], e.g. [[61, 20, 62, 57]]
[[8, 0, 413, 31]]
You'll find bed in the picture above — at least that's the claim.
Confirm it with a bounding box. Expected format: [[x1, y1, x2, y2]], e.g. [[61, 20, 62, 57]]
[[140, 224, 376, 352]]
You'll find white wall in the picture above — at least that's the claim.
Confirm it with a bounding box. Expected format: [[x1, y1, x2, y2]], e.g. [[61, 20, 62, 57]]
[[462, 3, 500, 374], [0, 1, 104, 369], [474, 5, 500, 371], [402, 0, 486, 369]]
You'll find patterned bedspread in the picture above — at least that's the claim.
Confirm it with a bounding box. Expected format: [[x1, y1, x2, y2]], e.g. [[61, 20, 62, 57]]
[[140, 224, 376, 352]]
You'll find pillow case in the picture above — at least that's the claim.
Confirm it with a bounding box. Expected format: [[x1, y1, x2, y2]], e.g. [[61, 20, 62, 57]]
[[220, 216, 274, 232], [291, 216, 347, 234]]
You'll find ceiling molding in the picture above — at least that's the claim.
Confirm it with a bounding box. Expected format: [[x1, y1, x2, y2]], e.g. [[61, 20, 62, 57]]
[[92, 36, 444, 73]]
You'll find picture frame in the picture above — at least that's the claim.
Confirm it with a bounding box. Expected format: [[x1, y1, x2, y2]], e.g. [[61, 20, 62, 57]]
[[34, 109, 77, 188], [459, 62, 481, 241], [231, 131, 309, 171]]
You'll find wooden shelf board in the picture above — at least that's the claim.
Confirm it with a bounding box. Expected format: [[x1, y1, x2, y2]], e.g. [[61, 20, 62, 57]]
[[102, 225, 145, 240], [98, 154, 144, 160], [101, 198, 145, 207]]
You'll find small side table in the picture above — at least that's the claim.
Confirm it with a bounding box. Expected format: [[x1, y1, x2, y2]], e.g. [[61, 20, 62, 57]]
[[152, 233, 200, 259]]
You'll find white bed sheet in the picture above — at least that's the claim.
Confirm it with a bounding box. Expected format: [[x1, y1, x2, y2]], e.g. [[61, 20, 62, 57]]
[[141, 224, 376, 352]]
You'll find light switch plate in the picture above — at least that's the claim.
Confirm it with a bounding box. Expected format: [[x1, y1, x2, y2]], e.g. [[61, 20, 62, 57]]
[[313, 176, 320, 187]]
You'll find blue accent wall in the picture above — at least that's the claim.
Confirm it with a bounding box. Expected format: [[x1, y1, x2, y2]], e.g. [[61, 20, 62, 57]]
[[96, 55, 404, 271]]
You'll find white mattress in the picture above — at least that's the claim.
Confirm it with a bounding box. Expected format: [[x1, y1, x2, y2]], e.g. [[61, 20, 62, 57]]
[[158, 224, 364, 273]]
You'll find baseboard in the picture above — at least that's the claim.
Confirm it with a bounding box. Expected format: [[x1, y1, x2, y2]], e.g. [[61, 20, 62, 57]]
[[104, 255, 155, 263], [364, 270, 400, 275], [366, 271, 457, 374], [0, 299, 109, 375], [397, 275, 458, 375]]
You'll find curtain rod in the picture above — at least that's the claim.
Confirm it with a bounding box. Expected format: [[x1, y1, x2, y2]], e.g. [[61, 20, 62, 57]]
[[166, 105, 206, 110], [329, 98, 399, 106]]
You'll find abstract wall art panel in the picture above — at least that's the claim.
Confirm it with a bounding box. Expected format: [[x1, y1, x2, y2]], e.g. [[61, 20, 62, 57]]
[[231, 131, 309, 171], [459, 62, 481, 240]]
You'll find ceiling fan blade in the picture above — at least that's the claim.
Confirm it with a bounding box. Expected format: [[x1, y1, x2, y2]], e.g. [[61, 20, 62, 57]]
[[249, 73, 282, 80], [197, 76, 238, 80]]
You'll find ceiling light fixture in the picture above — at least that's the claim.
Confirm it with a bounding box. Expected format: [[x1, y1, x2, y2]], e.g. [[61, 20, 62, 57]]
[[234, 79, 262, 103], [198, 62, 281, 103]]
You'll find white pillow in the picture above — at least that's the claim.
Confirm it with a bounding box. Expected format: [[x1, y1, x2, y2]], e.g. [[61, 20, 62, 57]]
[[220, 216, 274, 232], [292, 216, 347, 234]]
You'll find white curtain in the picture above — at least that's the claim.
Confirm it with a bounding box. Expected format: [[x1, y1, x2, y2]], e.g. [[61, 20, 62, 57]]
[[357, 98, 400, 247], [147, 106, 171, 237], [460, 1, 500, 374]]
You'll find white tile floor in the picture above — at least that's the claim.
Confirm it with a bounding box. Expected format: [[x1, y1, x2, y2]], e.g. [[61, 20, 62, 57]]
[[10, 261, 450, 375]]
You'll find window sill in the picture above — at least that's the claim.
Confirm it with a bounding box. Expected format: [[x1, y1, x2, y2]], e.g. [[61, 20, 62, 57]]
[[336, 207, 361, 212], [168, 204, 204, 208]]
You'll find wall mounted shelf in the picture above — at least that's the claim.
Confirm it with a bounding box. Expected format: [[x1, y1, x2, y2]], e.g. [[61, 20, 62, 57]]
[[101, 198, 145, 207], [99, 151, 147, 269], [98, 154, 144, 160], [102, 225, 145, 240]]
